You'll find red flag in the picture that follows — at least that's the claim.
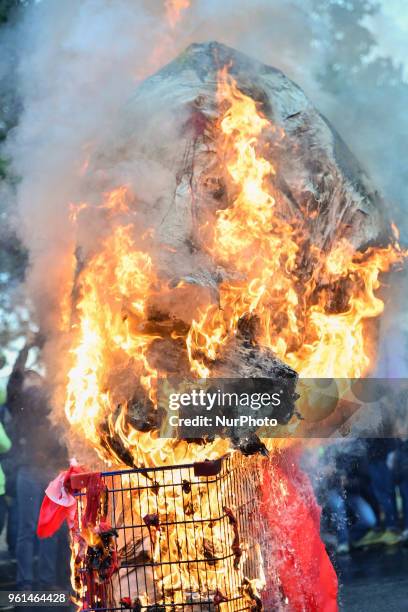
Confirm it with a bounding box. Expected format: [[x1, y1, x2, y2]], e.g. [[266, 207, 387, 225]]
[[37, 465, 82, 538]]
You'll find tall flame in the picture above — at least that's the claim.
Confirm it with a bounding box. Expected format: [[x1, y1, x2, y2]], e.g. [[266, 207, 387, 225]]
[[187, 70, 405, 379], [63, 188, 229, 467], [62, 68, 405, 460]]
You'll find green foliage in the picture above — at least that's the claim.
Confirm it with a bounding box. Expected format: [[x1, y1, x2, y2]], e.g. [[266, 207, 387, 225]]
[[0, 0, 31, 371]]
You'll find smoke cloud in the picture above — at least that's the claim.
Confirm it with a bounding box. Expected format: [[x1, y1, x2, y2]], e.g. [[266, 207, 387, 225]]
[[1, 0, 321, 335]]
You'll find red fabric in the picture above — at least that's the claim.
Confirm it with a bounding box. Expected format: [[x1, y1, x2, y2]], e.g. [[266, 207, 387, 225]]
[[82, 473, 106, 528], [37, 465, 83, 538], [37, 495, 73, 538], [261, 450, 338, 612]]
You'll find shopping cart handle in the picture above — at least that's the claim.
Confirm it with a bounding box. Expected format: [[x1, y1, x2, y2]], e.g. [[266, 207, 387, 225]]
[[193, 459, 222, 477], [70, 471, 100, 490]]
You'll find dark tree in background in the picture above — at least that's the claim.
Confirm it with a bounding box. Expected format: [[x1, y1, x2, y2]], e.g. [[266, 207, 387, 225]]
[[312, 0, 408, 241], [0, 0, 29, 372]]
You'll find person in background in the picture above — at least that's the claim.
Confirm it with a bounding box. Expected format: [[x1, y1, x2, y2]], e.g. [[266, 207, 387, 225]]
[[0, 400, 18, 558], [315, 442, 379, 554], [342, 446, 380, 550], [7, 334, 68, 590], [394, 438, 408, 541], [366, 438, 400, 545], [0, 417, 11, 537], [371, 316, 408, 542]]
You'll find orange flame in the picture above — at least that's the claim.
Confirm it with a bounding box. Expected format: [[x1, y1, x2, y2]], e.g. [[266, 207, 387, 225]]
[[63, 187, 229, 466], [186, 70, 405, 379], [63, 68, 406, 458], [165, 0, 190, 28]]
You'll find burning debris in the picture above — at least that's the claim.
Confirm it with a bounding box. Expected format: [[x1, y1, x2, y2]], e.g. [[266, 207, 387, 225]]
[[59, 42, 404, 470], [34, 42, 406, 610], [69, 455, 273, 611]]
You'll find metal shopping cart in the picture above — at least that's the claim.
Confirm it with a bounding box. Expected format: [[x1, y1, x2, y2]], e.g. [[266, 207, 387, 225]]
[[71, 454, 273, 611]]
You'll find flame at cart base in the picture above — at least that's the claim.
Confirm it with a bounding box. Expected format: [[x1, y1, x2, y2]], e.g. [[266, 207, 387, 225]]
[[71, 456, 268, 610]]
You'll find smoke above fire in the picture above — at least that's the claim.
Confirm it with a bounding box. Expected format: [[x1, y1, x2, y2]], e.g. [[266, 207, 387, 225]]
[[2, 0, 322, 333], [4, 0, 405, 331]]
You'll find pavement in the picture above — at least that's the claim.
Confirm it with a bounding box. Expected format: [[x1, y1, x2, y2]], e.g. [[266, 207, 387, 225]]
[[0, 528, 72, 612], [336, 545, 408, 611]]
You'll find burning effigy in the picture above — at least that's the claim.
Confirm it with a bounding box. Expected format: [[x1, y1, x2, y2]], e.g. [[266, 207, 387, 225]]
[[36, 42, 405, 611]]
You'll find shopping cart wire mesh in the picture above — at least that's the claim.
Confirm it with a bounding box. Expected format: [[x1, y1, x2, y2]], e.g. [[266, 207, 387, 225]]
[[73, 454, 270, 611]]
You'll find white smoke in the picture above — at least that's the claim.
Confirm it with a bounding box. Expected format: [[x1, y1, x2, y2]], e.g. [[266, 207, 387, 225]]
[[2, 0, 321, 330], [365, 0, 408, 81]]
